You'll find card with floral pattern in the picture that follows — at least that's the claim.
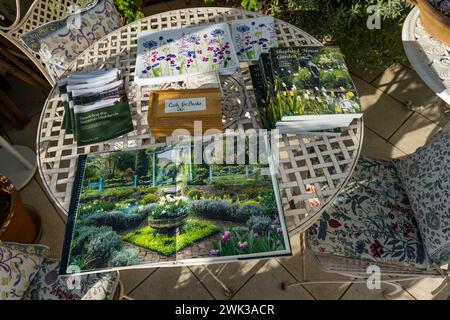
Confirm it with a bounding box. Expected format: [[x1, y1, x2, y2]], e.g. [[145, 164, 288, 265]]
[[135, 23, 239, 85], [231, 17, 278, 62]]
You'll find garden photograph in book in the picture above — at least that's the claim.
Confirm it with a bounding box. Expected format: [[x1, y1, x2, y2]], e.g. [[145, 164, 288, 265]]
[[260, 46, 363, 129], [61, 145, 290, 274], [135, 23, 240, 84]]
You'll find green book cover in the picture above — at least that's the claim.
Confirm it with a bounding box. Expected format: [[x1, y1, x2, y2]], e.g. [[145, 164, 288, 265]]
[[261, 46, 362, 129], [73, 100, 134, 146]]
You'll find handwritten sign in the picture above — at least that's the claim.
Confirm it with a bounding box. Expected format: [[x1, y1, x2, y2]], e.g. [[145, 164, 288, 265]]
[[165, 97, 207, 113]]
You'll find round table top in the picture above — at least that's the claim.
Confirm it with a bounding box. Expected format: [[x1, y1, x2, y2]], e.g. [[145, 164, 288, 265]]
[[36, 7, 363, 236], [402, 7, 450, 105]]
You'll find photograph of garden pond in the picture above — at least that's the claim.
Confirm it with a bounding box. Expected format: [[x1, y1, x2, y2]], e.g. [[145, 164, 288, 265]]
[[62, 145, 291, 274]]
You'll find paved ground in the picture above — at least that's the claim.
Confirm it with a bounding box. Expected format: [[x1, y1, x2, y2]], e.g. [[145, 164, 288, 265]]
[[1, 0, 450, 300]]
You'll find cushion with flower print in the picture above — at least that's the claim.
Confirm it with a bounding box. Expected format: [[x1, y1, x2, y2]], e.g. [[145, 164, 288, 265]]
[[393, 130, 450, 266], [20, 0, 121, 80], [307, 157, 430, 270], [23, 260, 119, 300], [0, 241, 50, 300]]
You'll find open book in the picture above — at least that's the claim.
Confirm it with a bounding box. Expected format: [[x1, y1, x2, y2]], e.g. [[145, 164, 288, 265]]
[[60, 142, 291, 275]]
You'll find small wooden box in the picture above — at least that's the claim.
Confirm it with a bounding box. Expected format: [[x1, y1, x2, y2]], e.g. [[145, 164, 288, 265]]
[[148, 88, 223, 137]]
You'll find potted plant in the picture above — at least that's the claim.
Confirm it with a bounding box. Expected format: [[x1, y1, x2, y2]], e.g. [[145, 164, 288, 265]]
[[0, 175, 40, 243], [409, 0, 450, 44], [147, 197, 188, 234]]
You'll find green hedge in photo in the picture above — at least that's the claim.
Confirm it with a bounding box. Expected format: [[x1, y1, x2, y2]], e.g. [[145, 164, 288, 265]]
[[123, 219, 220, 256]]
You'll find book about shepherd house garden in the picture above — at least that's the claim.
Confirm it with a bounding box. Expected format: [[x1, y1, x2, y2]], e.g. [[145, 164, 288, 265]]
[[256, 46, 363, 130], [60, 144, 291, 275]]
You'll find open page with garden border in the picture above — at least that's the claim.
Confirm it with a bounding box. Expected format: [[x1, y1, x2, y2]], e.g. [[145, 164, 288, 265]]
[[60, 140, 291, 275]]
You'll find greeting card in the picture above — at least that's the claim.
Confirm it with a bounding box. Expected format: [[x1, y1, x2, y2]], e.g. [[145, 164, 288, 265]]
[[231, 17, 277, 62], [135, 23, 239, 85]]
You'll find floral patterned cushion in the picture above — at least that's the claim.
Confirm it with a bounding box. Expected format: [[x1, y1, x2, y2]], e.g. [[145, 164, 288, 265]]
[[0, 242, 50, 300], [393, 131, 450, 266], [307, 157, 430, 269], [20, 0, 121, 80], [23, 260, 119, 300]]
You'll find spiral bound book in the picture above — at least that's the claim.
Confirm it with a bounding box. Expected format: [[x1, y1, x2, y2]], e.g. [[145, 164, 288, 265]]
[[60, 141, 291, 275]]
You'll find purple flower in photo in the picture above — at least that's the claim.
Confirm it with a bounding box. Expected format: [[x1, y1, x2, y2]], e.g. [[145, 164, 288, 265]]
[[276, 227, 283, 234], [222, 231, 232, 243], [238, 241, 248, 249], [276, 240, 281, 246], [236, 25, 250, 33], [143, 40, 157, 49], [211, 29, 225, 37], [210, 249, 220, 256]]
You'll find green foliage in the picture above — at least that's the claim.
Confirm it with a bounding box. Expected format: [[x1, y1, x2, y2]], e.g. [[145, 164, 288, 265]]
[[247, 215, 272, 235], [81, 210, 148, 231], [123, 219, 220, 256], [241, 0, 263, 11], [188, 199, 268, 222], [142, 193, 159, 204], [78, 200, 116, 215], [70, 225, 123, 269], [236, 0, 413, 69], [203, 0, 219, 6], [110, 248, 142, 266], [135, 149, 149, 178], [186, 188, 203, 200], [213, 226, 285, 256], [114, 0, 144, 24], [148, 198, 188, 220]]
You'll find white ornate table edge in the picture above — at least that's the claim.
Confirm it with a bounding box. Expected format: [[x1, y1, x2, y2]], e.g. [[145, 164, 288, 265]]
[[402, 6, 450, 105]]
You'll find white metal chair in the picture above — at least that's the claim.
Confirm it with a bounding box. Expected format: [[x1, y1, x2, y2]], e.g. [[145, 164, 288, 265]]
[[283, 128, 450, 299], [0, 0, 76, 85]]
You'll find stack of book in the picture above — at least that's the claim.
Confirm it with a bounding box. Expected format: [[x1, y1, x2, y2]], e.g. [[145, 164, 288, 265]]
[[58, 69, 134, 146], [250, 46, 363, 135]]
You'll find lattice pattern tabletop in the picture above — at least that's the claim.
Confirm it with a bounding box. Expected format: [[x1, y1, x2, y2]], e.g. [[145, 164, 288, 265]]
[[402, 7, 450, 105], [36, 7, 363, 236]]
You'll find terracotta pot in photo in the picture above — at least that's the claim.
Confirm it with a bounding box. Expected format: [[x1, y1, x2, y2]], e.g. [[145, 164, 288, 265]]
[[409, 0, 450, 45], [0, 175, 40, 243]]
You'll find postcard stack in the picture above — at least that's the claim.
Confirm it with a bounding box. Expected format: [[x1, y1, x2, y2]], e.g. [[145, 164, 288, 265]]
[[58, 69, 134, 146], [250, 46, 363, 134]]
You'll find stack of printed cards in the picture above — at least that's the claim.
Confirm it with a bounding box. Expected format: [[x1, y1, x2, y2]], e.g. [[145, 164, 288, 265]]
[[58, 69, 134, 146]]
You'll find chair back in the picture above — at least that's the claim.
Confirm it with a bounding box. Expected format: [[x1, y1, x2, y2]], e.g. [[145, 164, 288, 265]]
[[0, 0, 81, 85]]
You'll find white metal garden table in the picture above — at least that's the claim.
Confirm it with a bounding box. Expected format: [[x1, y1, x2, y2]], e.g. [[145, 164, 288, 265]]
[[36, 7, 363, 238], [402, 7, 450, 105]]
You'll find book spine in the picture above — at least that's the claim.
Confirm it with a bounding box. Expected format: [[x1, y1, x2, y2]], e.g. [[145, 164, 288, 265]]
[[59, 154, 87, 276]]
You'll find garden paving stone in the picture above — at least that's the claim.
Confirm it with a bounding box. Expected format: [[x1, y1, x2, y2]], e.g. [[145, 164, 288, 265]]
[[128, 266, 213, 299], [348, 62, 385, 84], [19, 175, 66, 259], [352, 74, 413, 140], [277, 234, 353, 300], [402, 277, 450, 300], [340, 283, 415, 300], [389, 112, 442, 155], [371, 63, 437, 109], [119, 268, 158, 295], [5, 112, 40, 150], [360, 126, 406, 160], [231, 259, 314, 300], [190, 260, 268, 300]]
